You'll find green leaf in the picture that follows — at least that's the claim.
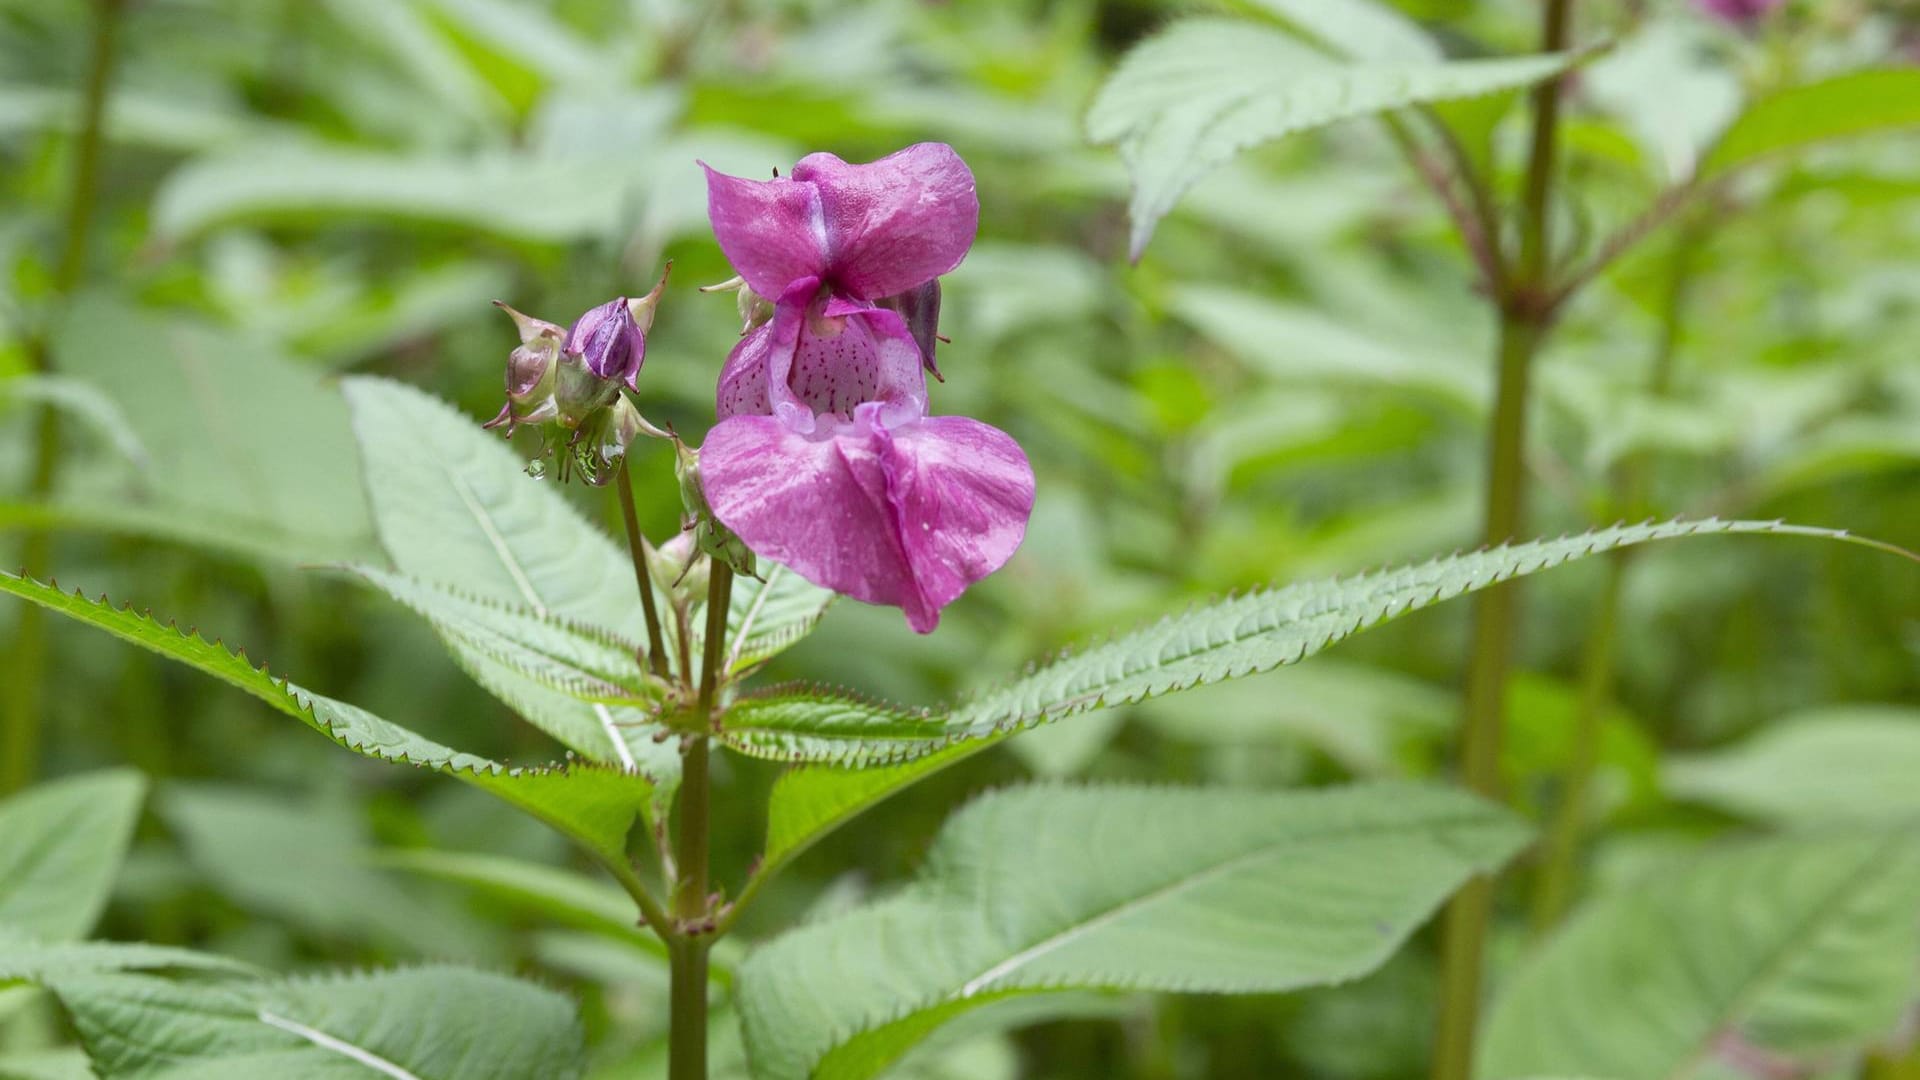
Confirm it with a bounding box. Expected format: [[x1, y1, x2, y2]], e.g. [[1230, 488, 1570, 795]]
[[47, 296, 376, 565], [760, 744, 990, 891], [724, 563, 835, 675], [1168, 284, 1484, 412], [379, 849, 655, 951], [341, 566, 659, 706], [50, 965, 585, 1080], [343, 377, 676, 783], [382, 849, 745, 981], [722, 520, 1860, 766], [738, 782, 1530, 1080], [1087, 17, 1574, 258], [159, 785, 484, 956], [1241, 0, 1440, 62], [1703, 70, 1920, 178], [1665, 705, 1920, 824], [0, 770, 146, 942], [0, 571, 653, 866], [0, 933, 255, 984], [721, 689, 945, 763], [0, 1046, 93, 1080], [1480, 830, 1920, 1080]]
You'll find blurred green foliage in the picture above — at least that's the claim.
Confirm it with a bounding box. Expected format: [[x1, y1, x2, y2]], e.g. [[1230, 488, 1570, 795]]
[[2, 0, 1918, 1077]]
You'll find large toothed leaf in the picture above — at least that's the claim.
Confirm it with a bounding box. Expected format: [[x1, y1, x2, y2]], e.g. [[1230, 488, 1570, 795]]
[[1703, 69, 1920, 178], [0, 572, 653, 866], [343, 377, 676, 783], [49, 965, 585, 1080], [723, 520, 1859, 768], [1087, 18, 1575, 258], [1480, 829, 1920, 1080], [1664, 705, 1920, 825], [720, 688, 944, 763], [341, 566, 659, 706], [0, 770, 146, 943], [724, 563, 835, 675], [738, 783, 1529, 1080]]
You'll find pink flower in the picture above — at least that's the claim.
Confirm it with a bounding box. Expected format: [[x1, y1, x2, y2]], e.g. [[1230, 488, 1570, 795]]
[[697, 145, 1034, 633]]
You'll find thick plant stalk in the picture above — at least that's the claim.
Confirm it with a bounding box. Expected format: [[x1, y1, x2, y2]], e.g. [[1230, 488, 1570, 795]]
[[1431, 0, 1576, 1075], [670, 559, 732, 1080], [4, 0, 127, 794]]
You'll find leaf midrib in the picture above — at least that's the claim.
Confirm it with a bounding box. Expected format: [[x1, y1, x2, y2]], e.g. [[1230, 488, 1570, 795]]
[[1665, 832, 1910, 1080], [955, 806, 1504, 999]]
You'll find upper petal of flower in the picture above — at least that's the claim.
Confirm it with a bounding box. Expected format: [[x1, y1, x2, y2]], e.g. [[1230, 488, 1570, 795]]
[[700, 406, 1033, 633], [790, 143, 979, 301], [702, 164, 829, 300]]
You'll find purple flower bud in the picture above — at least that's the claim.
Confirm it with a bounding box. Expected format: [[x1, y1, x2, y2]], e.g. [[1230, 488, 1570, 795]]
[[1694, 0, 1783, 25], [566, 298, 647, 389], [484, 302, 564, 433]]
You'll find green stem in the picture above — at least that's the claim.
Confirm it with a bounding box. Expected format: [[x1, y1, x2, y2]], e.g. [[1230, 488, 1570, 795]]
[[1527, 549, 1624, 931], [1528, 224, 1699, 933], [4, 0, 126, 795], [614, 457, 671, 680], [668, 559, 732, 1080], [1431, 1, 1576, 1074]]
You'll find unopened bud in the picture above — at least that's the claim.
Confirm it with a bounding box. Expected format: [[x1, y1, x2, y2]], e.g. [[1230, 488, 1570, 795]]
[[485, 302, 564, 433], [566, 298, 646, 389]]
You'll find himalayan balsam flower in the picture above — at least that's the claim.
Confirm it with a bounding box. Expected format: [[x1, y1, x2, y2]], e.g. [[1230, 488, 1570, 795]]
[[1694, 0, 1783, 25], [697, 144, 1035, 633]]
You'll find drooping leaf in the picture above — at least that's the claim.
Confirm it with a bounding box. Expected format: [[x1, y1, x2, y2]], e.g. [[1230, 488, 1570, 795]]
[[379, 849, 656, 952], [0, 571, 653, 867], [0, 933, 256, 983], [1703, 69, 1920, 178], [343, 377, 676, 782], [721, 520, 1860, 766], [0, 374, 147, 467], [47, 296, 376, 565], [159, 785, 486, 957], [1664, 705, 1920, 824], [0, 770, 146, 942], [1241, 0, 1441, 62], [738, 783, 1529, 1080], [382, 849, 746, 980], [1087, 18, 1575, 258], [50, 965, 585, 1080], [1480, 829, 1920, 1080], [1170, 285, 1484, 411]]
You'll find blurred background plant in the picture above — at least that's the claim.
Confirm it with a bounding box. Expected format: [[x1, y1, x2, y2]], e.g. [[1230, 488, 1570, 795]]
[[1, 0, 1917, 1077]]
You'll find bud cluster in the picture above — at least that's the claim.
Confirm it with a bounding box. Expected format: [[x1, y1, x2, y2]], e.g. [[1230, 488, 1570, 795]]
[[485, 268, 670, 486]]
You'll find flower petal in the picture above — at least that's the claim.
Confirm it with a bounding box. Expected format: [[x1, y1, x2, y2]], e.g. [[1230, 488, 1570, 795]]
[[790, 143, 979, 301], [701, 409, 1033, 633], [715, 278, 813, 420], [702, 163, 828, 299], [770, 302, 928, 427]]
